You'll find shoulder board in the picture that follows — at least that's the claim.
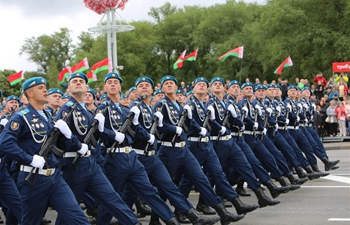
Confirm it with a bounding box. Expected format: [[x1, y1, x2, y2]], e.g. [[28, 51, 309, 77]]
[[18, 108, 29, 116], [65, 101, 74, 107]]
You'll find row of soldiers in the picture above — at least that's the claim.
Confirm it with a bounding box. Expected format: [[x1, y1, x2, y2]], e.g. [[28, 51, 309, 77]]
[[0, 72, 339, 225]]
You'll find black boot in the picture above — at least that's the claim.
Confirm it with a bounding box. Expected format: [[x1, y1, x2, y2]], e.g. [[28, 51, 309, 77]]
[[196, 197, 216, 215], [41, 218, 52, 224], [213, 203, 244, 225], [253, 187, 280, 208], [304, 165, 322, 180], [321, 157, 340, 171], [165, 217, 180, 225], [185, 208, 220, 225], [295, 166, 308, 178], [263, 180, 287, 198], [174, 209, 190, 224], [88, 217, 97, 224], [311, 164, 329, 177], [231, 197, 259, 215], [149, 213, 161, 225], [86, 207, 99, 218], [135, 197, 152, 218], [286, 172, 308, 185], [279, 176, 300, 191], [235, 181, 251, 197]]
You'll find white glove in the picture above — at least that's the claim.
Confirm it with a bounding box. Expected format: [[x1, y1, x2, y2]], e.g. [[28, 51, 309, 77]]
[[199, 127, 207, 136], [297, 103, 303, 111], [154, 111, 163, 127], [183, 105, 192, 119], [54, 119, 72, 139], [285, 119, 290, 125], [219, 126, 226, 135], [263, 128, 267, 135], [304, 118, 308, 123], [78, 143, 88, 155], [253, 122, 258, 130], [276, 106, 281, 113], [287, 104, 292, 111], [0, 118, 8, 127], [266, 108, 273, 115], [130, 106, 140, 125], [242, 106, 249, 118], [207, 105, 215, 120], [30, 154, 45, 169], [303, 103, 309, 110], [94, 113, 105, 132], [176, 126, 183, 135], [274, 124, 279, 132], [312, 104, 316, 111], [114, 131, 125, 144], [240, 125, 245, 131], [255, 105, 262, 116], [148, 134, 155, 145], [228, 105, 237, 118], [297, 116, 300, 122]]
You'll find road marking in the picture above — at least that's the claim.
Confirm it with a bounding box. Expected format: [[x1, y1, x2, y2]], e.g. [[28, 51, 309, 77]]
[[301, 186, 350, 188], [328, 218, 350, 222], [321, 175, 350, 184]]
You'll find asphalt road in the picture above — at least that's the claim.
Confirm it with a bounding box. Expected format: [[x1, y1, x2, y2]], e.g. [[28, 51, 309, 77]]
[[1, 148, 349, 225]]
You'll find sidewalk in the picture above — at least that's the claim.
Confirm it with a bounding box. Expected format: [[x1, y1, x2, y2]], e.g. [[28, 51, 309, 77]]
[[323, 141, 350, 150]]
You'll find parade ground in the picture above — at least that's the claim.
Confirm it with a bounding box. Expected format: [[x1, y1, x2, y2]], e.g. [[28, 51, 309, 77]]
[[1, 144, 349, 225]]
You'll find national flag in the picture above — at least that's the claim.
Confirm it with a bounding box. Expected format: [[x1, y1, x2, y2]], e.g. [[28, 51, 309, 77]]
[[86, 71, 97, 84], [58, 67, 72, 85], [184, 49, 198, 61], [173, 50, 187, 70], [218, 46, 244, 62], [92, 58, 112, 74], [8, 71, 24, 86], [274, 56, 293, 75], [71, 58, 89, 73]]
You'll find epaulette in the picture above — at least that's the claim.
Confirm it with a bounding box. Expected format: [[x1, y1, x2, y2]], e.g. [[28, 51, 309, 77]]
[[65, 101, 74, 107], [18, 108, 30, 116], [101, 100, 109, 106]]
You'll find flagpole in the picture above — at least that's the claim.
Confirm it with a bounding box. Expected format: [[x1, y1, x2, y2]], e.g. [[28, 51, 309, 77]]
[[175, 68, 181, 77], [239, 58, 243, 83]]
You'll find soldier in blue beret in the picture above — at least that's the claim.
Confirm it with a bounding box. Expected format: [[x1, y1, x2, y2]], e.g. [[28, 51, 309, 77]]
[[55, 73, 141, 225], [160, 75, 178, 87], [153, 75, 245, 224], [46, 88, 63, 119], [0, 76, 91, 224], [1, 95, 20, 118], [175, 90, 186, 106], [85, 88, 97, 113], [99, 94, 108, 102], [153, 89, 165, 105], [61, 94, 70, 105], [179, 76, 258, 217], [95, 74, 181, 225], [128, 86, 138, 103], [120, 94, 130, 108]]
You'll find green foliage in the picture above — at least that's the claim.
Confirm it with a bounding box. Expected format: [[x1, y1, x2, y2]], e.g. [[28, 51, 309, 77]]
[[12, 0, 350, 95]]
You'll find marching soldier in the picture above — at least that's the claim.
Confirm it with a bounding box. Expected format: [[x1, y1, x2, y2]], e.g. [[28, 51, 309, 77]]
[[46, 88, 63, 119]]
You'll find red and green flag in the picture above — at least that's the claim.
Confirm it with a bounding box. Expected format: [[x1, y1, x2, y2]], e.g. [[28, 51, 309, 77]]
[[8, 71, 24, 86], [86, 71, 97, 84], [71, 57, 89, 73], [58, 67, 72, 85], [274, 56, 293, 75], [218, 46, 244, 62], [184, 49, 198, 61], [173, 50, 187, 70], [92, 57, 112, 74]]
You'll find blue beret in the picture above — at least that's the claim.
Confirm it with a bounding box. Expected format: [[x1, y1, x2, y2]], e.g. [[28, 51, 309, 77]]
[[150, 96, 154, 102], [241, 82, 253, 90], [187, 90, 194, 96], [296, 86, 301, 91], [48, 88, 63, 96], [176, 90, 185, 96], [87, 88, 96, 99], [61, 83, 68, 90], [6, 95, 20, 103], [228, 80, 241, 88], [287, 85, 297, 91], [254, 84, 266, 91], [62, 94, 69, 99], [153, 89, 164, 96], [121, 94, 128, 100], [193, 77, 209, 87], [276, 84, 282, 90], [301, 87, 311, 93], [265, 83, 276, 89], [100, 94, 108, 100], [22, 77, 47, 92], [104, 72, 123, 83], [128, 86, 136, 93], [160, 75, 178, 87], [68, 72, 88, 83], [210, 77, 225, 86], [135, 76, 154, 88]]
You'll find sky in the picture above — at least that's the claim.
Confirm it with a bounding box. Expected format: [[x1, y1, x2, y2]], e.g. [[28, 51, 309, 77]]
[[0, 0, 264, 72]]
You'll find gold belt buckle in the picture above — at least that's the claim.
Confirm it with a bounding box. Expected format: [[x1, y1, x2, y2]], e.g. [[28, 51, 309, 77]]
[[225, 135, 229, 140], [180, 142, 185, 148], [149, 150, 155, 156], [45, 169, 53, 176], [125, 147, 130, 153], [84, 150, 91, 157], [204, 137, 209, 142]]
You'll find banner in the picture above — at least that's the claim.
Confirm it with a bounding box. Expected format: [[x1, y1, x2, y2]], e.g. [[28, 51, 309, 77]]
[[332, 62, 350, 72]]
